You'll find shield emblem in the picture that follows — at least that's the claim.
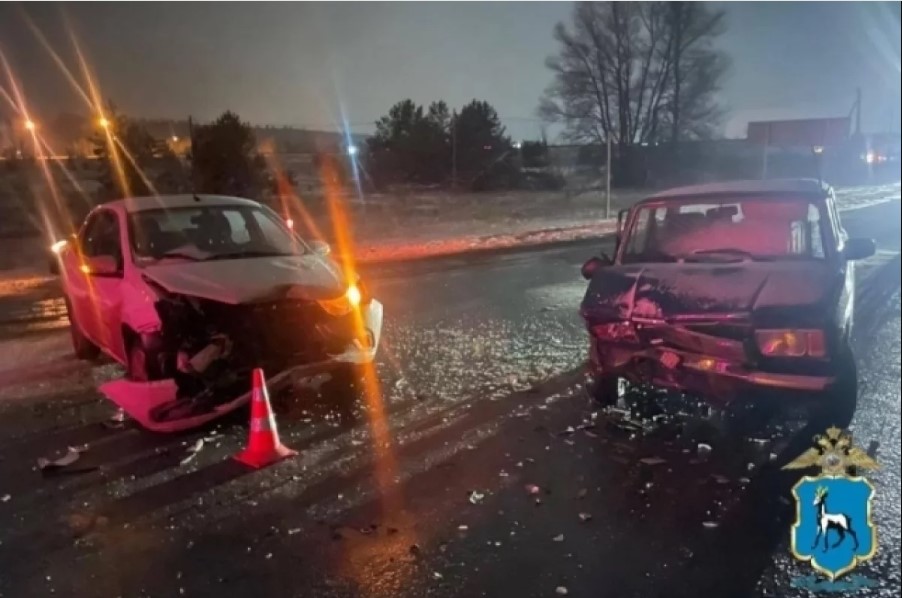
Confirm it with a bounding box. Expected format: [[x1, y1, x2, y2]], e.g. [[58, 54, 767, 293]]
[[791, 475, 877, 580]]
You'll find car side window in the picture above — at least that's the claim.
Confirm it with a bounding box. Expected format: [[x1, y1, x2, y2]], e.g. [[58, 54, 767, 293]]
[[81, 211, 122, 262]]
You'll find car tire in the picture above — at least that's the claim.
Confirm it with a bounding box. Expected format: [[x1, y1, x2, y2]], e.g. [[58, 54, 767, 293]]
[[64, 297, 100, 360], [324, 364, 365, 407], [812, 343, 858, 429], [587, 373, 620, 407], [126, 334, 164, 382]]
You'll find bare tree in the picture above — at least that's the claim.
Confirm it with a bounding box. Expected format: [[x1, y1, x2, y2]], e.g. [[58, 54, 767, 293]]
[[539, 2, 727, 149], [666, 2, 728, 144]]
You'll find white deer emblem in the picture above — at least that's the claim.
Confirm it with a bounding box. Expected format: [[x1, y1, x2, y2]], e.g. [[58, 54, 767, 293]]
[[812, 486, 859, 553]]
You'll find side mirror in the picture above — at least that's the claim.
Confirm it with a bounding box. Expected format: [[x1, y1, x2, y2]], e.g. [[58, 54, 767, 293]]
[[310, 240, 331, 257], [581, 254, 612, 280], [843, 238, 875, 261], [83, 255, 120, 276]]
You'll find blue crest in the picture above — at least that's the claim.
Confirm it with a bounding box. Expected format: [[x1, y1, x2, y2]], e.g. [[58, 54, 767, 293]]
[[791, 476, 877, 580]]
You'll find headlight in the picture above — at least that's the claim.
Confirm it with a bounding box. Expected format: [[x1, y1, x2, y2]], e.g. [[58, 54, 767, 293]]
[[755, 329, 825, 357], [318, 284, 363, 315]]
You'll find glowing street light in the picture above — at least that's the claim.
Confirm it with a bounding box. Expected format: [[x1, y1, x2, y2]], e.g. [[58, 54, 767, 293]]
[[171, 135, 179, 142], [98, 116, 110, 130], [24, 119, 36, 132], [346, 144, 359, 156]]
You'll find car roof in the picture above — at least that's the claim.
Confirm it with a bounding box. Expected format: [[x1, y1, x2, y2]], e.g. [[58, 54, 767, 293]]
[[642, 179, 831, 203], [108, 194, 262, 213]]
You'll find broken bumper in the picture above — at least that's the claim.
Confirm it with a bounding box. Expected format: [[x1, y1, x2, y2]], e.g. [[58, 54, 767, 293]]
[[100, 300, 384, 432], [589, 339, 835, 401]]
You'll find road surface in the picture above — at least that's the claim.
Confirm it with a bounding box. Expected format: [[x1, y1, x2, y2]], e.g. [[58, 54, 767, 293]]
[[0, 197, 899, 598]]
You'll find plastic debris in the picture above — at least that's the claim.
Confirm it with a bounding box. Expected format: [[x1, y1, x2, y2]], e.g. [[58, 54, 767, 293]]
[[37, 445, 90, 472], [552, 534, 564, 542], [458, 525, 469, 532], [525, 484, 541, 496], [0, 494, 10, 503], [180, 438, 205, 466], [432, 571, 444, 580], [702, 521, 719, 529], [639, 456, 667, 466], [468, 490, 486, 504], [739, 477, 751, 485], [287, 528, 301, 536], [555, 586, 569, 595], [578, 512, 592, 522], [697, 443, 713, 457]]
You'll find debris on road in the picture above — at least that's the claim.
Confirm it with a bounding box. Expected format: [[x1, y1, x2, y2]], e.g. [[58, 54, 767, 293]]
[[576, 488, 588, 499], [639, 456, 667, 467], [432, 571, 444, 580], [1, 494, 10, 503], [37, 445, 90, 472], [697, 443, 713, 458], [702, 521, 719, 529], [712, 474, 730, 485], [179, 438, 205, 466], [555, 586, 569, 595], [287, 528, 301, 536], [578, 512, 592, 522], [552, 534, 565, 542], [457, 525, 469, 532], [468, 490, 486, 504], [525, 484, 541, 496]]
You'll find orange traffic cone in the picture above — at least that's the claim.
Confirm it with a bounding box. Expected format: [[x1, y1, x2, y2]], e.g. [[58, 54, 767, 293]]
[[234, 368, 297, 469]]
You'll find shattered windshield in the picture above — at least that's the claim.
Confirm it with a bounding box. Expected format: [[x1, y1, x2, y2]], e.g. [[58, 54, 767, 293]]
[[128, 205, 306, 263], [622, 196, 828, 264]]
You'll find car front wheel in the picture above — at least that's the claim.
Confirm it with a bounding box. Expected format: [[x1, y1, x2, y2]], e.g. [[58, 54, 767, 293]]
[[812, 343, 858, 429], [126, 334, 165, 382], [586, 372, 620, 407], [64, 297, 100, 360]]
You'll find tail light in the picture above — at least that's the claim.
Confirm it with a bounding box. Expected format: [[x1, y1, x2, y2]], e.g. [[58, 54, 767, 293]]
[[755, 329, 826, 358]]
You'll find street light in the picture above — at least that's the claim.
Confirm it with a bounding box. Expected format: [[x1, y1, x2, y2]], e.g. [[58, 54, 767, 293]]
[[98, 116, 110, 130], [347, 144, 359, 156], [171, 135, 179, 143], [24, 119, 36, 132]]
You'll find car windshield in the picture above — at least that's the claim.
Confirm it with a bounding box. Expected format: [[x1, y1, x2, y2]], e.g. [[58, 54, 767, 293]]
[[621, 195, 829, 264], [128, 205, 306, 263]]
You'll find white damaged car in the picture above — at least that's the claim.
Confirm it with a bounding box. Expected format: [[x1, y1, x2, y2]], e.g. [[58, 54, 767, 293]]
[[53, 194, 382, 431]]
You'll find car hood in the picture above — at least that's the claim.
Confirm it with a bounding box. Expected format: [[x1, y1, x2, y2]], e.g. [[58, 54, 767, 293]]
[[142, 255, 346, 304], [581, 261, 835, 322]]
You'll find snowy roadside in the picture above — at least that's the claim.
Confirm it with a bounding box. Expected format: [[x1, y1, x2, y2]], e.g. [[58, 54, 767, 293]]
[[1, 183, 898, 286]]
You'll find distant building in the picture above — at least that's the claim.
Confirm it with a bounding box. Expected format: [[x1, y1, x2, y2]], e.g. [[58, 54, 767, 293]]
[[747, 117, 851, 148]]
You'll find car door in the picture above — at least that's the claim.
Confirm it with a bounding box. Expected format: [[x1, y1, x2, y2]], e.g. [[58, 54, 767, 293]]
[[68, 209, 127, 359]]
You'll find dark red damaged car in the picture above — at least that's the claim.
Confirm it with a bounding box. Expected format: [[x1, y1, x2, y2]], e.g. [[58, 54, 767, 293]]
[[580, 179, 876, 427]]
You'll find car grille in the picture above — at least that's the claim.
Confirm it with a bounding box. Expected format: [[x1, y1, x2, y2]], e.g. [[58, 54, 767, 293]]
[[203, 299, 356, 367]]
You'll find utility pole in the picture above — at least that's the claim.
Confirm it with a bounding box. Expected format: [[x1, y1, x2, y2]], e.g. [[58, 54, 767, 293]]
[[451, 114, 457, 191], [605, 137, 612, 219], [854, 87, 862, 137], [761, 122, 770, 180]]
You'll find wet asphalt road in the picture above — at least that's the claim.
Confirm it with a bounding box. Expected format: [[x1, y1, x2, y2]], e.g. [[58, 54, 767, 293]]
[[0, 199, 900, 598]]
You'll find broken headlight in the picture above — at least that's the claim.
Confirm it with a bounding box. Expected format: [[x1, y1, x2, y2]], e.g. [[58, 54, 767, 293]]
[[318, 283, 365, 316], [755, 329, 826, 358], [591, 321, 639, 343]]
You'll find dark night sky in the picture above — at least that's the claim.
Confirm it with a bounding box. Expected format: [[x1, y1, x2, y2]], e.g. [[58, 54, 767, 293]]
[[1, 2, 900, 140]]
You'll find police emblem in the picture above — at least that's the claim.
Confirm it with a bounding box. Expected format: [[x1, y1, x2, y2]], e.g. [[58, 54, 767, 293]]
[[783, 426, 879, 580]]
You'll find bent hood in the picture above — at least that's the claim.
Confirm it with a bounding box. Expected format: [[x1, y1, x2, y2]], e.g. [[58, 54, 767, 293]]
[[582, 261, 835, 322], [142, 255, 346, 304]]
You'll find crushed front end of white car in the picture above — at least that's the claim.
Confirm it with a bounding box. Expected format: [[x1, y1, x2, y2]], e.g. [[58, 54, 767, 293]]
[[100, 255, 382, 432]]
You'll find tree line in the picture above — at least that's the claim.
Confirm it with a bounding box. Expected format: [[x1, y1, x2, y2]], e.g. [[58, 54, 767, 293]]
[[89, 0, 728, 197]]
